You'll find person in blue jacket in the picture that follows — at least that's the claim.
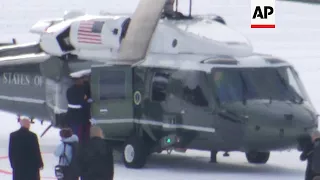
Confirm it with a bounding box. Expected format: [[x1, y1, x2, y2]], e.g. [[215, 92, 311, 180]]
[[54, 128, 79, 180]]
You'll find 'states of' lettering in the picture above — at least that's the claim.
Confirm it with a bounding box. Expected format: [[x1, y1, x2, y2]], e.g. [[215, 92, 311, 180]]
[[1, 72, 43, 86]]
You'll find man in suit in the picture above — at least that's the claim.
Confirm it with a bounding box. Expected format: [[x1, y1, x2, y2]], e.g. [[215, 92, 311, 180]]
[[9, 117, 44, 180], [300, 134, 314, 180]]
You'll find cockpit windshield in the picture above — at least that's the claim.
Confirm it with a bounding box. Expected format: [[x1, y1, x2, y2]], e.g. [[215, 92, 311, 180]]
[[212, 67, 307, 104]]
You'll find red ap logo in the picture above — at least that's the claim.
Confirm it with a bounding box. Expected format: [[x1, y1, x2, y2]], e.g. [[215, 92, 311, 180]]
[[251, 0, 275, 28]]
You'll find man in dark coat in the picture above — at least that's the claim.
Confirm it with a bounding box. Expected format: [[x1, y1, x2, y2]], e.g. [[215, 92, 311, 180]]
[[300, 134, 314, 180], [300, 131, 320, 180], [78, 126, 114, 180], [311, 131, 320, 180], [9, 117, 44, 180]]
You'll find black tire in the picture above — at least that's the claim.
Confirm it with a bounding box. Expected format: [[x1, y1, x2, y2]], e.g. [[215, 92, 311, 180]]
[[122, 136, 148, 169], [246, 151, 270, 164]]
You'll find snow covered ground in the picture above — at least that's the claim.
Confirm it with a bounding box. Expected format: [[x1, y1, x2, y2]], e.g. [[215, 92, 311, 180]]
[[0, 0, 320, 179]]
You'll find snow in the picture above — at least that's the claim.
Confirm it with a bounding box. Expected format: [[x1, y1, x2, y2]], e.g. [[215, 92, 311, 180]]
[[0, 0, 320, 179]]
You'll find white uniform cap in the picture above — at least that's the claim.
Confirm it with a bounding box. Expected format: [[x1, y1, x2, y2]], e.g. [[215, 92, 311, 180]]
[[70, 69, 91, 78]]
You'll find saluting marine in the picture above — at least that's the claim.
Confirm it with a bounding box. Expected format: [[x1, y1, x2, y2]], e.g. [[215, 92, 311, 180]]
[[65, 70, 89, 143]]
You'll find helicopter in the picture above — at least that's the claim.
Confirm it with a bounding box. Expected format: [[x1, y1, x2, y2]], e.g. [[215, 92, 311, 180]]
[[0, 0, 318, 169]]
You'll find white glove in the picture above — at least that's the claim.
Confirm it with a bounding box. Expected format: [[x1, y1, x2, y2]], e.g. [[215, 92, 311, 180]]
[[90, 118, 97, 125], [87, 98, 93, 103]]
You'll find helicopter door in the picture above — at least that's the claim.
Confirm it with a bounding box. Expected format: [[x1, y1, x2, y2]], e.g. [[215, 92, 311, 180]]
[[210, 68, 246, 149], [90, 64, 133, 138]]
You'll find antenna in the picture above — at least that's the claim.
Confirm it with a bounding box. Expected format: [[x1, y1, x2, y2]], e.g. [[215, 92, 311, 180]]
[[189, 0, 192, 17], [118, 0, 167, 62], [175, 0, 179, 12]]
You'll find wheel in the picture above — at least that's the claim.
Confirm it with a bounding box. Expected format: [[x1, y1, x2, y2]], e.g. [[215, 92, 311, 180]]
[[122, 136, 148, 169], [245, 151, 270, 164]]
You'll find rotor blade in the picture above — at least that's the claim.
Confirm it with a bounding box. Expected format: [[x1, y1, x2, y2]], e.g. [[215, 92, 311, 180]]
[[118, 0, 167, 62], [40, 124, 53, 138]]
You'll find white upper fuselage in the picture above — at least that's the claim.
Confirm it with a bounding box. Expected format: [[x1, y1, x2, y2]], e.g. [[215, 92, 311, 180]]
[[30, 12, 253, 62]]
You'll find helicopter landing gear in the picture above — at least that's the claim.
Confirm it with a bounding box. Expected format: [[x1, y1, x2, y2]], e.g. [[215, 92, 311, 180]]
[[223, 151, 230, 157], [245, 151, 270, 164], [122, 136, 148, 169], [209, 150, 217, 163], [166, 148, 173, 155]]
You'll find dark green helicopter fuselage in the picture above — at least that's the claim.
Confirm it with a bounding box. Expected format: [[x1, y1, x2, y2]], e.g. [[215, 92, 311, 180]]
[[0, 49, 317, 166], [91, 54, 318, 153]]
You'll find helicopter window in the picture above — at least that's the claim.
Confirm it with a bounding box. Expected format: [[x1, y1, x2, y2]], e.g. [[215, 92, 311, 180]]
[[99, 71, 126, 100], [182, 85, 208, 107], [286, 67, 304, 97], [241, 69, 282, 100], [277, 67, 307, 102], [212, 67, 306, 103], [212, 70, 244, 103], [151, 72, 170, 102], [181, 71, 208, 107], [241, 68, 297, 101]]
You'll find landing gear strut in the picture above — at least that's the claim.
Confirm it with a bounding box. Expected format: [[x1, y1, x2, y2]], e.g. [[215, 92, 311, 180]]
[[210, 150, 217, 163], [40, 124, 53, 138]]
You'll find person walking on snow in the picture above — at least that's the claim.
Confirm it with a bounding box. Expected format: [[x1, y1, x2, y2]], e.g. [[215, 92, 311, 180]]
[[9, 117, 44, 180], [54, 128, 80, 180]]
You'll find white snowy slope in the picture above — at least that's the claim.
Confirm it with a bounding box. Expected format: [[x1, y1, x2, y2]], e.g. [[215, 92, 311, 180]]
[[0, 0, 320, 179]]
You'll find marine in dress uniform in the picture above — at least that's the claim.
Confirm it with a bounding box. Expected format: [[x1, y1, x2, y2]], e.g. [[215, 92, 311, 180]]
[[66, 70, 89, 143]]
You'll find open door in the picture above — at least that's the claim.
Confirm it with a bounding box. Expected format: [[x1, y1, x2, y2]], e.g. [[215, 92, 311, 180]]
[[90, 64, 133, 139]]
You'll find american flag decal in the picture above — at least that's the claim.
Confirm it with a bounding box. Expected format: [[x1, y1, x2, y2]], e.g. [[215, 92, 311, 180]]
[[77, 20, 105, 44]]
